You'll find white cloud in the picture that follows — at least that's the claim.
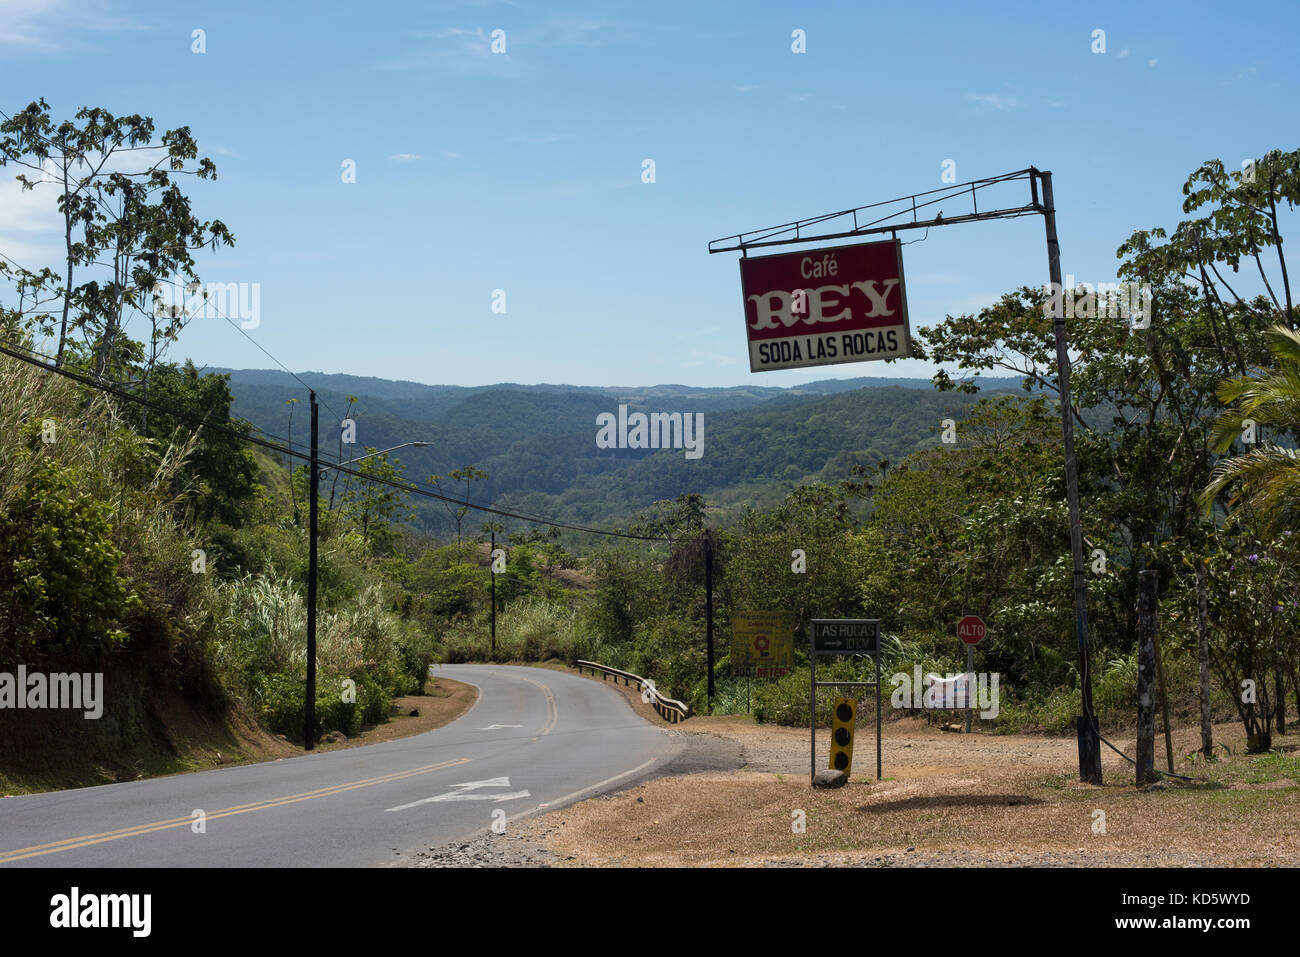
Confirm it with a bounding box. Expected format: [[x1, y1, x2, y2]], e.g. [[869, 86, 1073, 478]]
[[1117, 48, 1130, 58], [965, 92, 1020, 111], [525, 17, 604, 48], [735, 84, 758, 94], [0, 145, 197, 275], [441, 150, 462, 159], [390, 153, 423, 161], [0, 170, 68, 282], [0, 0, 147, 52], [381, 17, 609, 74], [1148, 58, 1158, 68]]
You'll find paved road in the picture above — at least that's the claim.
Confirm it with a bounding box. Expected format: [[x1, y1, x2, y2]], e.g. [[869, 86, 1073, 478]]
[[0, 665, 680, 867]]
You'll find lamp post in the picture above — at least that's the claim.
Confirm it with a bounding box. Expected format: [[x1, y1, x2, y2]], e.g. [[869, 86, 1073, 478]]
[[318, 441, 431, 477], [304, 433, 430, 750]]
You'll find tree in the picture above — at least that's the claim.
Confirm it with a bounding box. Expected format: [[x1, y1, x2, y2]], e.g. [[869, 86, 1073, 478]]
[[1202, 324, 1300, 533], [285, 398, 300, 524], [914, 150, 1297, 653], [125, 360, 257, 526], [863, 397, 1085, 687], [429, 466, 488, 544], [328, 394, 359, 512], [340, 450, 411, 553], [0, 99, 233, 377], [1195, 533, 1300, 751]]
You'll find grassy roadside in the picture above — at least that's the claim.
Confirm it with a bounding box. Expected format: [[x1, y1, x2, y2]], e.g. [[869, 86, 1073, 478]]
[[0, 676, 477, 797], [500, 715, 1300, 867]]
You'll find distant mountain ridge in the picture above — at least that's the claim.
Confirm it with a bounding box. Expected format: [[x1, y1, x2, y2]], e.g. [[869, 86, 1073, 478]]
[[209, 368, 1023, 536]]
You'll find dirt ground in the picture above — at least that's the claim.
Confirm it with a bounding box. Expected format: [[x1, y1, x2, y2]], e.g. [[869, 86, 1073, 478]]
[[420, 700, 1300, 868]]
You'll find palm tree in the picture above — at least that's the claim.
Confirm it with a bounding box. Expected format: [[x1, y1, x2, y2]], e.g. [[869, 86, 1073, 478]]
[[1202, 324, 1300, 531]]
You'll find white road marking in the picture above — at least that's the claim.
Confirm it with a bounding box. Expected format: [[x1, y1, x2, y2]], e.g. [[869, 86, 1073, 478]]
[[502, 757, 660, 825], [386, 776, 531, 812], [478, 724, 523, 730]]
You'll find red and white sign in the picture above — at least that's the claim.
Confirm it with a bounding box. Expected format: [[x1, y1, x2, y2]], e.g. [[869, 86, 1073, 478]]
[[957, 615, 986, 645], [739, 239, 911, 372]]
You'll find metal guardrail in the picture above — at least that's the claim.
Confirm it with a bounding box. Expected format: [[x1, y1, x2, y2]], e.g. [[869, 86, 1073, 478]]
[[575, 660, 691, 724]]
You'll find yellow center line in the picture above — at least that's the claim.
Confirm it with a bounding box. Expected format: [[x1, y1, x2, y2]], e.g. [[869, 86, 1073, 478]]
[[0, 757, 471, 864], [513, 674, 558, 735]]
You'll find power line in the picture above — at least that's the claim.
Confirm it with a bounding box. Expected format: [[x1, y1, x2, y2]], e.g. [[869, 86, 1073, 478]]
[[73, 262, 349, 428], [0, 340, 673, 542], [324, 456, 672, 541], [131, 269, 347, 425], [0, 117, 348, 424], [0, 145, 670, 540], [2, 245, 339, 446], [0, 328, 310, 455]]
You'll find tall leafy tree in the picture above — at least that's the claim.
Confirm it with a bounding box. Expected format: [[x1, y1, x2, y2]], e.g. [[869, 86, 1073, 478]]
[[429, 466, 488, 544], [341, 450, 412, 553], [126, 360, 257, 526], [0, 99, 233, 377]]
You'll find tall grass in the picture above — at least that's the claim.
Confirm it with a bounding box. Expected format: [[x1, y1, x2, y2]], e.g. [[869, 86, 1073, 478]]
[[440, 598, 582, 663], [211, 574, 432, 697]]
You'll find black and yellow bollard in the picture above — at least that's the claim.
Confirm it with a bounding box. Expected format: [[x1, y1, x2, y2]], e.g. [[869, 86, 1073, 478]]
[[829, 696, 856, 777]]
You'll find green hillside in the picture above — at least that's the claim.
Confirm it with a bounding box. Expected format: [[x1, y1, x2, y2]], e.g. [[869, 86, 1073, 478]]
[[216, 370, 1020, 535]]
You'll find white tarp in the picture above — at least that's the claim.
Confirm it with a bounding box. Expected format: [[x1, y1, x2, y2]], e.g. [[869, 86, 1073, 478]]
[[923, 672, 971, 709]]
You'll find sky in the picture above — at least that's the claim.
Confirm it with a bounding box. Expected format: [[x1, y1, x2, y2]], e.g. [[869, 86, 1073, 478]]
[[1, 0, 1297, 390]]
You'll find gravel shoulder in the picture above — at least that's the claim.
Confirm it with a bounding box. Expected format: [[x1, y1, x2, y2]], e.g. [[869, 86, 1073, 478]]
[[413, 710, 1300, 868]]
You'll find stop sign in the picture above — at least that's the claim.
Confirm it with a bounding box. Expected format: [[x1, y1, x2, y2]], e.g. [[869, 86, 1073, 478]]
[[958, 615, 985, 645]]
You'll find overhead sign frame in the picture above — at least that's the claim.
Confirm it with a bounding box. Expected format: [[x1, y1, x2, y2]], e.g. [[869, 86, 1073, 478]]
[[709, 167, 1106, 784]]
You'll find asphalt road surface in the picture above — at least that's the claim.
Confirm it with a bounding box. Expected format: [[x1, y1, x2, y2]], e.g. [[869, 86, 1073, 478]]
[[0, 665, 680, 867]]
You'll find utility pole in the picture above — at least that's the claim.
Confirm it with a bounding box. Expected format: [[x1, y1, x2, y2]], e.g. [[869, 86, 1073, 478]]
[[305, 437, 427, 746], [1041, 171, 1103, 784], [490, 530, 497, 656], [705, 530, 714, 715], [305, 391, 319, 751]]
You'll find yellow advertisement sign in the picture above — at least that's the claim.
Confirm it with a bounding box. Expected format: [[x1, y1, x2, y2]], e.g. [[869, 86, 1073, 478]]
[[731, 611, 793, 677]]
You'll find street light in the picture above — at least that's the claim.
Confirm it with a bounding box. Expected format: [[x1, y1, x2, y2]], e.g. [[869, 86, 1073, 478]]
[[304, 418, 431, 750], [319, 441, 431, 476], [324, 442, 430, 512]]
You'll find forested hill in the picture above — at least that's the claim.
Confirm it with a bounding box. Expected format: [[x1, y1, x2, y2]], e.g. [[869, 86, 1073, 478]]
[[214, 369, 1022, 533]]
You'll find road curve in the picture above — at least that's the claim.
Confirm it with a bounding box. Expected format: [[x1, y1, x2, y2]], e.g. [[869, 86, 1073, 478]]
[[0, 665, 680, 867]]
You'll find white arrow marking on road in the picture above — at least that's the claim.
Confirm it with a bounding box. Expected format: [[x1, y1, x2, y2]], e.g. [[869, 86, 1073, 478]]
[[478, 724, 523, 730], [385, 777, 531, 812]]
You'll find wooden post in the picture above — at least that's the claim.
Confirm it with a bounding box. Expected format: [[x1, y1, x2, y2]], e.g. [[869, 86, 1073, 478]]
[[1137, 569, 1157, 785], [1151, 617, 1175, 773], [705, 531, 714, 715], [1275, 671, 1286, 736], [1196, 561, 1213, 758]]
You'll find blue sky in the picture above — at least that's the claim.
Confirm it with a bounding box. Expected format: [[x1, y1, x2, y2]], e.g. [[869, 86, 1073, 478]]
[[2, 0, 1296, 389]]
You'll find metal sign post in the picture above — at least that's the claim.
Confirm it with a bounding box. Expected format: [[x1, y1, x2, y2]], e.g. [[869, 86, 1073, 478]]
[[810, 619, 882, 783], [711, 168, 1104, 784], [957, 615, 985, 734]]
